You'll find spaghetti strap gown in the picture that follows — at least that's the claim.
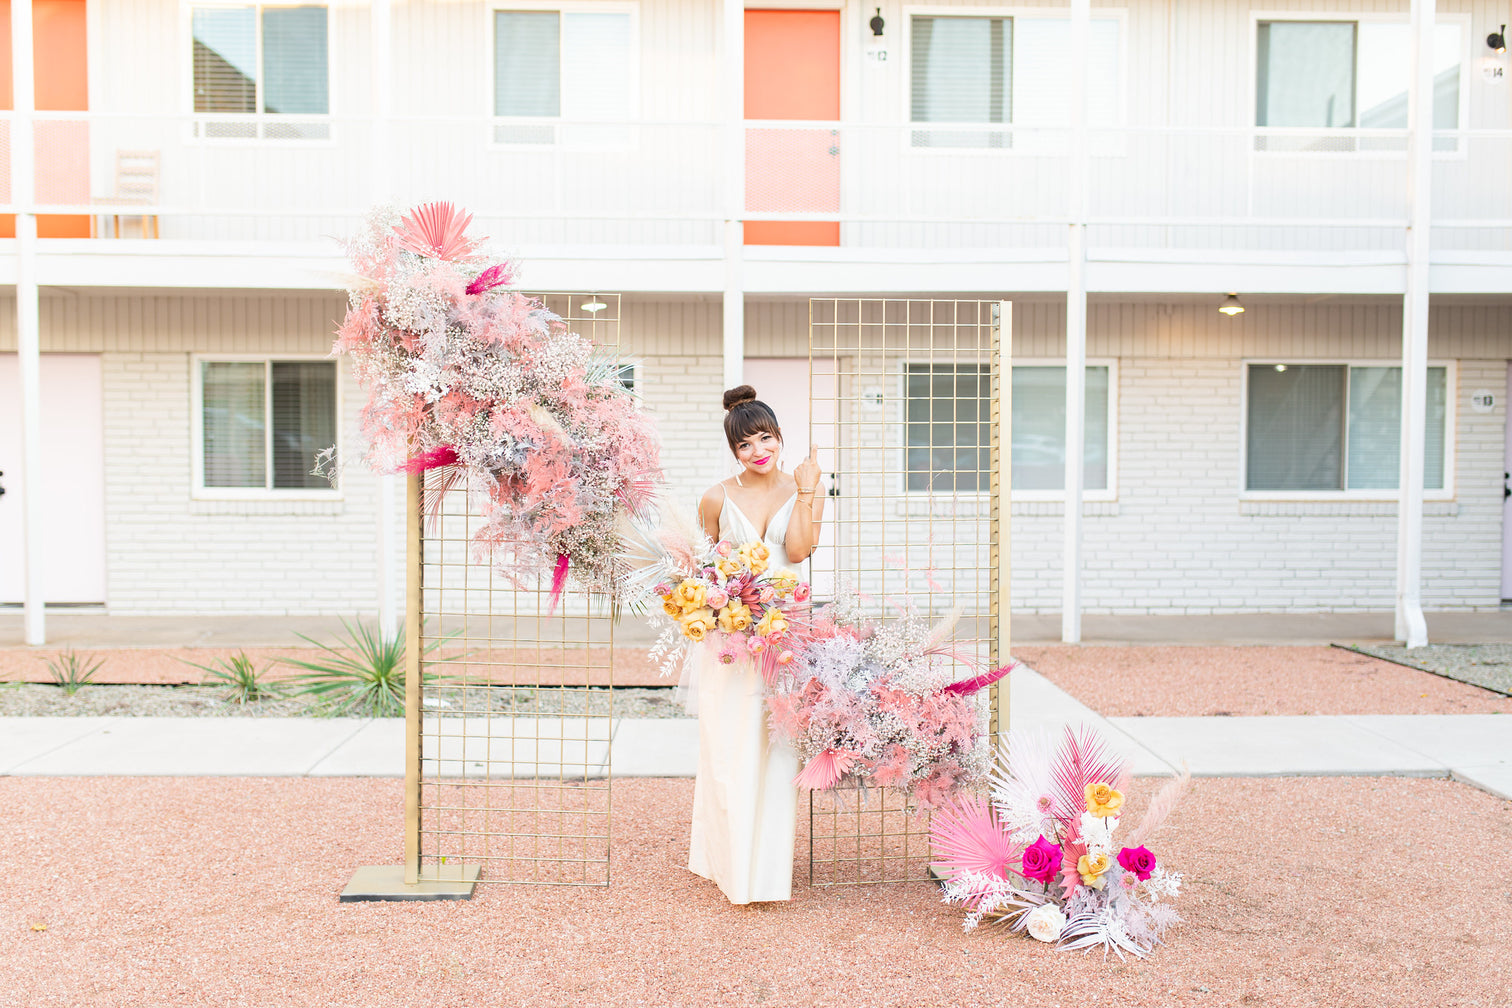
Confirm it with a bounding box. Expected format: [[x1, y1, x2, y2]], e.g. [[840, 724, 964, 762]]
[[687, 490, 801, 904]]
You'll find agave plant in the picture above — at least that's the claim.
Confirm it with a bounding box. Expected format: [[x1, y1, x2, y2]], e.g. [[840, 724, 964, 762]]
[[44, 649, 103, 697], [179, 651, 280, 705], [280, 619, 452, 718]]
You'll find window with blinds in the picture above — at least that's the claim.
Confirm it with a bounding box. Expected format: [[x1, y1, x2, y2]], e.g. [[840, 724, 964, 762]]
[[1255, 19, 1462, 152], [904, 363, 1111, 494], [910, 14, 1121, 150], [494, 7, 635, 146], [192, 4, 330, 140], [1245, 363, 1448, 493], [200, 360, 338, 492]]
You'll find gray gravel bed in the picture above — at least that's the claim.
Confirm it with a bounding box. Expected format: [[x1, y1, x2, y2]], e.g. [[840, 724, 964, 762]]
[[0, 683, 685, 719], [1341, 643, 1512, 697]]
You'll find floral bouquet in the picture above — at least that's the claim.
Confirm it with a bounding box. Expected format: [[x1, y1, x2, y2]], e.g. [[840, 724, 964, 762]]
[[653, 535, 813, 682], [930, 725, 1188, 958], [333, 202, 661, 598], [765, 604, 1012, 811]]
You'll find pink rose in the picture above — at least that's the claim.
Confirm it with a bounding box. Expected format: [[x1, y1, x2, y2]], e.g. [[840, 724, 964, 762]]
[[758, 586, 776, 603], [653, 582, 671, 596], [1021, 835, 1062, 885], [715, 540, 734, 557], [1116, 846, 1156, 882], [747, 637, 766, 654], [705, 588, 729, 610], [794, 583, 811, 602], [776, 650, 794, 665]]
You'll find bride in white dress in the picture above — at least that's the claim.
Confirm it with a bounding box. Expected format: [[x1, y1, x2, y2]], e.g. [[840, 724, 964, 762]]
[[687, 384, 824, 904]]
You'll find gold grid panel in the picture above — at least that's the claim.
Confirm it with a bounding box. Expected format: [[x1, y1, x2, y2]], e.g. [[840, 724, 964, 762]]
[[807, 298, 1010, 885], [407, 293, 621, 887]]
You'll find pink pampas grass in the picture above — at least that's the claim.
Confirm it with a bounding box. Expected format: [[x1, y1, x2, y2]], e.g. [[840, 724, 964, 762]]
[[546, 553, 570, 613], [465, 262, 512, 295]]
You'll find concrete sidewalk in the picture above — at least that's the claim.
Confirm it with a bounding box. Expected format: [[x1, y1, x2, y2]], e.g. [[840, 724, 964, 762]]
[[3, 669, 1507, 799]]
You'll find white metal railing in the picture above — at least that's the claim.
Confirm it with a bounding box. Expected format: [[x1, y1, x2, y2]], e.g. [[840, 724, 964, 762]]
[[2, 113, 1509, 255]]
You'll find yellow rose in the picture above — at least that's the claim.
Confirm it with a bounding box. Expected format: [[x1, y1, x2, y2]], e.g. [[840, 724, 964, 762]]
[[1077, 852, 1111, 889], [718, 601, 753, 633], [738, 541, 771, 576], [755, 608, 788, 638], [1084, 782, 1124, 818], [715, 557, 743, 579], [679, 607, 717, 642], [661, 596, 681, 617], [674, 579, 707, 613], [769, 571, 799, 595]]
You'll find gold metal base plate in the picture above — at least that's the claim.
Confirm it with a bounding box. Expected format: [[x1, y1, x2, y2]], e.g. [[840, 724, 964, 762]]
[[339, 864, 481, 902]]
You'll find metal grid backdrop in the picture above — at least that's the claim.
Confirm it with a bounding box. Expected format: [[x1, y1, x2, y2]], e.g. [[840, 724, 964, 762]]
[[806, 298, 1011, 886], [404, 293, 622, 888]]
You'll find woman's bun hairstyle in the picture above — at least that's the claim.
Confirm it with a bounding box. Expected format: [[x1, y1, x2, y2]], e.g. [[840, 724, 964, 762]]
[[721, 385, 781, 453], [723, 384, 758, 411]]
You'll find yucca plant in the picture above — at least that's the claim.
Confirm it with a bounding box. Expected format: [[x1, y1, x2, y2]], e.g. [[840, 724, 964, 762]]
[[280, 618, 451, 718], [44, 649, 103, 696], [180, 651, 280, 705]]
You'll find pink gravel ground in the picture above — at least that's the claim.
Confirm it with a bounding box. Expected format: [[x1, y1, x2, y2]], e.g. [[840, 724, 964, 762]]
[[3, 776, 1509, 1008], [0, 647, 668, 687], [1018, 645, 1512, 717]]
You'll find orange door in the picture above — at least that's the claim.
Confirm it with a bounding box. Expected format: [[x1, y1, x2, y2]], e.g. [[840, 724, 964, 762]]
[[0, 0, 92, 238], [744, 9, 840, 246]]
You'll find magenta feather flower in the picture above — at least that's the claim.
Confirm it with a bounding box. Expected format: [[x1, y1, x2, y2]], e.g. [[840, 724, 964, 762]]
[[401, 445, 459, 473], [466, 262, 512, 295], [928, 794, 1020, 885], [941, 661, 1016, 696], [393, 201, 481, 261]]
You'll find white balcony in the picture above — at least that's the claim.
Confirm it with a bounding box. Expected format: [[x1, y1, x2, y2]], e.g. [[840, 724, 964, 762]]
[[2, 112, 1509, 294]]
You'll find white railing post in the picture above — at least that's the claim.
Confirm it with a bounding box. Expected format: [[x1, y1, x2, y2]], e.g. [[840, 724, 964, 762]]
[[371, 0, 400, 640], [1062, 0, 1090, 644], [12, 0, 44, 645], [1395, 0, 1433, 648], [721, 0, 745, 390]]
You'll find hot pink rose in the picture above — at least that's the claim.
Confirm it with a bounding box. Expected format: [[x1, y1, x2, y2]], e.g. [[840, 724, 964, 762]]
[[1021, 835, 1063, 885], [1116, 845, 1157, 882], [794, 583, 811, 602]]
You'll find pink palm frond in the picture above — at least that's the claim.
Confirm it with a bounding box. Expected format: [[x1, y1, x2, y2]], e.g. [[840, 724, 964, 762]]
[[1049, 724, 1131, 828], [793, 749, 857, 791], [928, 794, 1020, 885], [393, 201, 481, 261]]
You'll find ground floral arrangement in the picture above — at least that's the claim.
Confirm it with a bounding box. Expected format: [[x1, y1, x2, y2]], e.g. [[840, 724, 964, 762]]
[[333, 202, 662, 596], [930, 725, 1189, 957], [632, 512, 1009, 811]]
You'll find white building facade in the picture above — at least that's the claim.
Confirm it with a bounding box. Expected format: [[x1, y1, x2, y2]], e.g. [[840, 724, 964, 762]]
[[2, 0, 1509, 642]]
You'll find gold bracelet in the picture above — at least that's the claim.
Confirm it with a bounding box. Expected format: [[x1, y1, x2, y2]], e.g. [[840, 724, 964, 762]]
[[796, 486, 817, 494]]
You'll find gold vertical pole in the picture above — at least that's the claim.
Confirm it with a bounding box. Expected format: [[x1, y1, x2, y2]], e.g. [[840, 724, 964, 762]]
[[403, 472, 423, 885], [988, 301, 1012, 744]]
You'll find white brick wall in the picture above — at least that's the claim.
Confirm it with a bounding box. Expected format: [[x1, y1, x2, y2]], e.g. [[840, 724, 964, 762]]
[[102, 352, 395, 616]]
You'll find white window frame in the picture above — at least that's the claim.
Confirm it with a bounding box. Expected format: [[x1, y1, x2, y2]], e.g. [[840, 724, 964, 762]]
[[900, 5, 1128, 158], [1249, 10, 1471, 160], [190, 354, 343, 500], [897, 357, 1118, 503], [487, 0, 641, 151], [182, 0, 336, 146], [1238, 358, 1456, 501]]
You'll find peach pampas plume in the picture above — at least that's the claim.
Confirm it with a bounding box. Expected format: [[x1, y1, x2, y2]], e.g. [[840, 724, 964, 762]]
[[1121, 763, 1191, 850]]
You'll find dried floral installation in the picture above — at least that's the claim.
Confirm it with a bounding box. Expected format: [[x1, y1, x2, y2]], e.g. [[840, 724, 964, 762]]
[[333, 203, 662, 596], [931, 725, 1189, 957]]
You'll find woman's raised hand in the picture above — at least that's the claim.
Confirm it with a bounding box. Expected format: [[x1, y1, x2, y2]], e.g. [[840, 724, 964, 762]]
[[793, 446, 822, 493]]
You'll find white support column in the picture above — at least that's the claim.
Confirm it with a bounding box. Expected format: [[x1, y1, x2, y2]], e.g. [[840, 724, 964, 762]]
[[1395, 0, 1433, 648], [12, 0, 44, 645], [721, 0, 745, 390], [371, 0, 399, 639], [1061, 0, 1090, 644]]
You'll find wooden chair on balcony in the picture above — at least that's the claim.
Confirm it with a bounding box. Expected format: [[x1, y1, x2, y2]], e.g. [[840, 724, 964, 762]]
[[92, 150, 161, 238]]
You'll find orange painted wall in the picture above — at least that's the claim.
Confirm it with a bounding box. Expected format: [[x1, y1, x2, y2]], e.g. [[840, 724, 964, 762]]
[[744, 10, 840, 246], [0, 0, 92, 237]]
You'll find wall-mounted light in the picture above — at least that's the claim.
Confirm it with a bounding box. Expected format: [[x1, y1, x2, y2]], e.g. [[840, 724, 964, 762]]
[[1219, 293, 1245, 316], [1489, 24, 1507, 53], [869, 8, 885, 37], [581, 300, 607, 313]]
